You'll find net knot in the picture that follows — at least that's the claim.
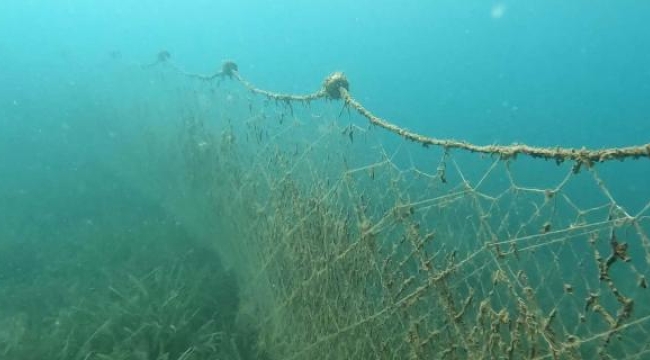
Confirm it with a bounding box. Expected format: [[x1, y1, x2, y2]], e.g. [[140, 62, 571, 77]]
[[221, 61, 239, 77], [157, 50, 171, 63], [323, 72, 349, 99]]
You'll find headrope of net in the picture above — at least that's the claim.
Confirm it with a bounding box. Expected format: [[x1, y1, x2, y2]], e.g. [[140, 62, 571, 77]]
[[142, 51, 650, 360]]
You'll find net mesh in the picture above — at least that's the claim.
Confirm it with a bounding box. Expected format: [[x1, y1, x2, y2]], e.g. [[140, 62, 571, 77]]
[[145, 55, 650, 360]]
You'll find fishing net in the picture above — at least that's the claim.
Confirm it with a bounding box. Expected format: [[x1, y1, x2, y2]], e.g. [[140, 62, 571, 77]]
[[144, 53, 650, 360]]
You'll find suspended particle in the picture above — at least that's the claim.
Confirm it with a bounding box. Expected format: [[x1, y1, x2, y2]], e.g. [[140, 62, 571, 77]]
[[491, 3, 506, 19]]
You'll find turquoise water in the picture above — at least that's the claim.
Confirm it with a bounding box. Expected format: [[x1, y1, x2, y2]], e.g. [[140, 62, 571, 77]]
[[1, 1, 649, 359], [3, 1, 649, 145]]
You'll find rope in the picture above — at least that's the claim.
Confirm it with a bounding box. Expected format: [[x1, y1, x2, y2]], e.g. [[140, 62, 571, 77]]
[[146, 52, 650, 166]]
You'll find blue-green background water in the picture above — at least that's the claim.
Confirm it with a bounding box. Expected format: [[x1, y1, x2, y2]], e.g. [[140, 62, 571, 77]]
[[2, 0, 650, 146], [1, 1, 649, 358]]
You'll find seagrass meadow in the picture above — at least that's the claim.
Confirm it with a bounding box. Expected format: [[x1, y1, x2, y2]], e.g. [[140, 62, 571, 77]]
[[2, 2, 650, 359]]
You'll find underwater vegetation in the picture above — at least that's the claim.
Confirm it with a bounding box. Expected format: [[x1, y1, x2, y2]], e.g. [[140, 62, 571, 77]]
[[0, 207, 267, 360]]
